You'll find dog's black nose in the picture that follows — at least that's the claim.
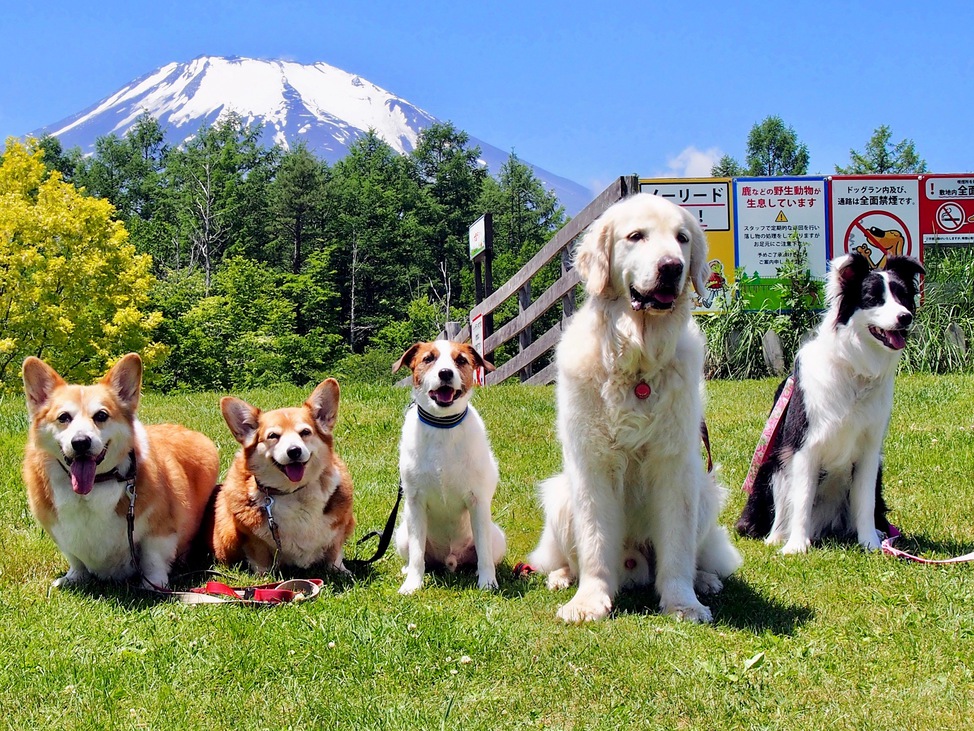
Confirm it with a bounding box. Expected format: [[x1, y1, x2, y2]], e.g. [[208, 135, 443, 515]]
[[71, 435, 92, 455], [438, 368, 454, 382], [657, 257, 684, 283], [287, 446, 303, 461], [897, 312, 913, 329]]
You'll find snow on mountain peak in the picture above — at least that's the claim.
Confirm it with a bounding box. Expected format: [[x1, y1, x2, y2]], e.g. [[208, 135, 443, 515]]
[[35, 55, 592, 213]]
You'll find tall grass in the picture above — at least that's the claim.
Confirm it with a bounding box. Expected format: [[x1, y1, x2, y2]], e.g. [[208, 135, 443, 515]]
[[0, 376, 972, 729]]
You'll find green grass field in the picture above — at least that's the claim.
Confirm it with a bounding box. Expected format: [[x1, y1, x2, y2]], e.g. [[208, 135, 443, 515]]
[[1, 375, 972, 729]]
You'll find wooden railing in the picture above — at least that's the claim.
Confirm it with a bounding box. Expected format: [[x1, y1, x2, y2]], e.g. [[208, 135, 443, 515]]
[[468, 175, 639, 385]]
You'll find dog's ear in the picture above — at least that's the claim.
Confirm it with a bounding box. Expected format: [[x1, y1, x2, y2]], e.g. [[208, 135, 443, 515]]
[[884, 256, 925, 298], [828, 252, 870, 299], [827, 252, 872, 326], [102, 353, 143, 413], [463, 344, 495, 373], [393, 343, 423, 373], [221, 397, 261, 447], [22, 357, 66, 418], [306, 378, 340, 434], [575, 216, 614, 297], [687, 217, 711, 297]]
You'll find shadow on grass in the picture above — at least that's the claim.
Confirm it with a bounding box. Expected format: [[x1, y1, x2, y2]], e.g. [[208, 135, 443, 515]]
[[609, 576, 814, 635]]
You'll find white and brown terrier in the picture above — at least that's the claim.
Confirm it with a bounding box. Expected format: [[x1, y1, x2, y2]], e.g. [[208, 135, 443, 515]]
[[392, 340, 506, 594]]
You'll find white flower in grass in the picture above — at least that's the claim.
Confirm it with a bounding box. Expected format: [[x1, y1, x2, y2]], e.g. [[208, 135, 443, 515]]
[[459, 655, 472, 664]]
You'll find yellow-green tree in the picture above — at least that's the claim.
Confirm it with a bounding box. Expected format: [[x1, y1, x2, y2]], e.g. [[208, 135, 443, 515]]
[[0, 137, 164, 387]]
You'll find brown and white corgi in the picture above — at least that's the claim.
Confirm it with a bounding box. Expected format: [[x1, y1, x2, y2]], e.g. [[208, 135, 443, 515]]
[[21, 354, 220, 589], [210, 378, 355, 574]]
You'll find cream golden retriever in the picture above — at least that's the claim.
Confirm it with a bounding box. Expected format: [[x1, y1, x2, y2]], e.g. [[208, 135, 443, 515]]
[[529, 193, 742, 623]]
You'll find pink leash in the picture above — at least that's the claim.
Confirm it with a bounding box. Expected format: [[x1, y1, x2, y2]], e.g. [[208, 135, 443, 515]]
[[882, 532, 974, 564], [742, 375, 795, 495]]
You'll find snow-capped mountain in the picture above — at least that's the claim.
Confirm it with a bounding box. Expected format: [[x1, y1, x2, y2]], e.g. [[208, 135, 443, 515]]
[[34, 55, 592, 214]]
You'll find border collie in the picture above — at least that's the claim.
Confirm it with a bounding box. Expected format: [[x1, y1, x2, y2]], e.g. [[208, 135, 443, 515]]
[[736, 252, 924, 553]]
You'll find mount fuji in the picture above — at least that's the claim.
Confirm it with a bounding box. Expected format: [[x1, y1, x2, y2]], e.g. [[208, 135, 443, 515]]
[[33, 55, 592, 214]]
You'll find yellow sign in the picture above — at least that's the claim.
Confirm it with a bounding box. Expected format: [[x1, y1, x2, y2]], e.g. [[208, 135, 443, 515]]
[[638, 178, 735, 313], [775, 210, 789, 223]]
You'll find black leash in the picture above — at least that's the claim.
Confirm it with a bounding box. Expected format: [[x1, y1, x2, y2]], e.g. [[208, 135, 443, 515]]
[[345, 480, 403, 569]]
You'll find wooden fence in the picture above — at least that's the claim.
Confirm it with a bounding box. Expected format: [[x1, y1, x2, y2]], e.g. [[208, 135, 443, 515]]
[[459, 175, 639, 385]]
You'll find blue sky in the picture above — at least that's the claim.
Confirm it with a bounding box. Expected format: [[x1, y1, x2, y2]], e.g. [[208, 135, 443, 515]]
[[2, 1, 972, 194]]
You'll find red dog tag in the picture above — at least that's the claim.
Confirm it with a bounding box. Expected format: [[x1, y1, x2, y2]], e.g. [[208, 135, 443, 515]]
[[634, 381, 651, 399]]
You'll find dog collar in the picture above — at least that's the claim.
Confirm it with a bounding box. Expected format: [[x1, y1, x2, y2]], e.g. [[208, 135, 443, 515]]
[[414, 403, 468, 429], [254, 479, 307, 498]]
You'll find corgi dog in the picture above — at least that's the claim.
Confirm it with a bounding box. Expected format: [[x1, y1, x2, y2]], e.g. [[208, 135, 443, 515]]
[[21, 354, 219, 589], [736, 253, 925, 553], [393, 340, 507, 594], [211, 378, 355, 573]]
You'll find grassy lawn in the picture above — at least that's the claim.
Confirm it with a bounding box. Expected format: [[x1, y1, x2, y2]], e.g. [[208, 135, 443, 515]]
[[0, 375, 972, 729]]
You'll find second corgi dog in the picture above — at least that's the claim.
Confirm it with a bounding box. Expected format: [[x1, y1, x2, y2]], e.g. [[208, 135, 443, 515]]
[[211, 379, 355, 573], [393, 340, 506, 594]]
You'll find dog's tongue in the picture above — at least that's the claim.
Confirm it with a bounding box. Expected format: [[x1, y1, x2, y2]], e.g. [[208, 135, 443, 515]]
[[70, 458, 97, 495], [888, 330, 907, 350], [432, 387, 456, 405], [284, 462, 306, 483]]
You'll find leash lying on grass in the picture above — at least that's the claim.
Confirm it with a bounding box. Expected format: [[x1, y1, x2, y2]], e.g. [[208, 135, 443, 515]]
[[124, 473, 403, 605], [881, 531, 974, 564]]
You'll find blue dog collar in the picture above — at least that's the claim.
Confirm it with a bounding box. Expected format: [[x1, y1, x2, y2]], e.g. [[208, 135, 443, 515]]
[[413, 402, 468, 429]]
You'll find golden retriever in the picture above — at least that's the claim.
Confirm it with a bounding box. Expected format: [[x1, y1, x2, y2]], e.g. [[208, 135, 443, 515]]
[[528, 193, 742, 623]]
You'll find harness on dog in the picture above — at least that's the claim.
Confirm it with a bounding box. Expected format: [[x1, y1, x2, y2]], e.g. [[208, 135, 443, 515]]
[[742, 375, 796, 495], [414, 402, 468, 429]]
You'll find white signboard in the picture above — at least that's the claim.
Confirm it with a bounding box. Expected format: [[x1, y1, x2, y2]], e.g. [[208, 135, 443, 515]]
[[734, 177, 829, 279], [639, 180, 730, 231], [469, 214, 488, 261], [829, 176, 921, 266]]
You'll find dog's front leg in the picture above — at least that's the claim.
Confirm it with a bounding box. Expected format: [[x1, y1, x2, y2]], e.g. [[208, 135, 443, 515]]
[[467, 495, 499, 590], [138, 534, 179, 589], [398, 497, 427, 595], [557, 463, 622, 623], [781, 450, 818, 554], [850, 444, 883, 551], [651, 464, 712, 623]]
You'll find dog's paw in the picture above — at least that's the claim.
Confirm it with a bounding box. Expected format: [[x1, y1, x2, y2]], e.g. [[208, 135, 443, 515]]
[[141, 570, 170, 591], [398, 574, 423, 595], [661, 598, 713, 624], [557, 588, 612, 623], [546, 567, 575, 591], [781, 537, 811, 555], [858, 530, 882, 551], [477, 575, 499, 591], [694, 570, 723, 596], [52, 568, 89, 589]]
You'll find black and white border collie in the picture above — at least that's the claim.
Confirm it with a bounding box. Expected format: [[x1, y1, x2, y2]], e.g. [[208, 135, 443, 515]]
[[736, 252, 924, 554]]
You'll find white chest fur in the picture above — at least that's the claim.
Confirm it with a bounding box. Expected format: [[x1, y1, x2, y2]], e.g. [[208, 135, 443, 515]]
[[48, 472, 134, 580]]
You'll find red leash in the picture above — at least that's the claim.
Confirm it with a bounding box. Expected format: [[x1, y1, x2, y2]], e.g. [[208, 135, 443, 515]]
[[165, 578, 324, 605]]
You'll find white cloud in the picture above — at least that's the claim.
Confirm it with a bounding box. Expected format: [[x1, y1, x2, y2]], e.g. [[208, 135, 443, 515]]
[[656, 145, 723, 178]]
